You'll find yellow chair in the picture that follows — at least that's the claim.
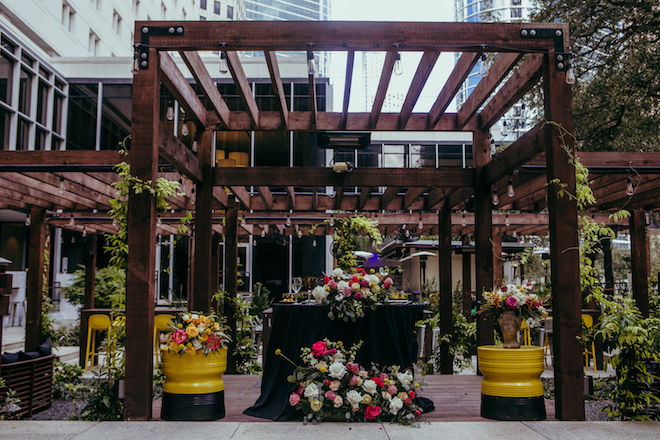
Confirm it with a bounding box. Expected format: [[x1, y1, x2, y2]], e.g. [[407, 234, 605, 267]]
[[154, 314, 175, 363], [582, 314, 598, 371], [520, 318, 531, 346], [84, 314, 112, 373]]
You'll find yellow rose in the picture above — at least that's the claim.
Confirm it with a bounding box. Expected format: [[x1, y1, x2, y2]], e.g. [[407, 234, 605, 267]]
[[415, 383, 420, 389], [310, 399, 323, 412], [361, 394, 372, 404], [186, 325, 200, 338], [200, 335, 208, 342], [370, 268, 375, 274], [185, 346, 196, 355], [213, 323, 220, 331], [169, 342, 179, 352]]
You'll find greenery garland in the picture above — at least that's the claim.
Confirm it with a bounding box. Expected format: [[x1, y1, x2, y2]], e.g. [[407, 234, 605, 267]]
[[330, 216, 382, 270]]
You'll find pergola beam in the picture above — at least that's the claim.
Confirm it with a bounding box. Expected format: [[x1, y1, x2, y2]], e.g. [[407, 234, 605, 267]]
[[180, 51, 232, 128], [429, 51, 480, 129], [399, 51, 440, 129], [482, 123, 546, 185], [264, 51, 289, 129], [159, 52, 207, 127], [225, 51, 260, 128], [158, 122, 203, 183]]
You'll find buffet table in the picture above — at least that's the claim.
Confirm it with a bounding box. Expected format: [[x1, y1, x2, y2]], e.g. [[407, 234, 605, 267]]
[[244, 303, 424, 421]]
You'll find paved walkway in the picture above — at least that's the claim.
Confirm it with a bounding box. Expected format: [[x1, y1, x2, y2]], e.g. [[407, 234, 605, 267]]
[[1, 420, 659, 440]]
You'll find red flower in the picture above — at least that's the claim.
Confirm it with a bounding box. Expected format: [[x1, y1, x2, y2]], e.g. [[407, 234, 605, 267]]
[[372, 377, 384, 387], [351, 276, 359, 283], [311, 340, 327, 357], [405, 397, 412, 405], [357, 268, 366, 275], [501, 286, 508, 292], [408, 391, 415, 399], [354, 292, 363, 299], [365, 405, 381, 420], [324, 276, 331, 284], [416, 409, 421, 415]]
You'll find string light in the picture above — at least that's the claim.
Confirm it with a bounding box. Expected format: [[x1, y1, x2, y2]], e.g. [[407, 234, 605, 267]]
[[626, 175, 634, 196], [480, 52, 489, 77], [507, 177, 515, 198], [157, 214, 162, 226], [329, 214, 334, 227], [394, 52, 403, 76], [261, 229, 266, 238], [25, 214, 31, 226], [190, 186, 195, 205], [166, 101, 174, 121], [490, 138, 496, 156], [374, 213, 379, 226], [565, 63, 576, 85], [286, 214, 292, 227], [219, 51, 228, 74], [505, 214, 510, 227], [180, 117, 189, 136], [82, 227, 87, 238], [502, 120, 508, 137], [69, 213, 74, 226], [112, 217, 117, 227], [512, 228, 518, 238], [59, 174, 66, 194], [462, 212, 467, 227], [418, 214, 423, 230], [312, 239, 317, 247], [492, 187, 499, 206], [307, 51, 316, 76]]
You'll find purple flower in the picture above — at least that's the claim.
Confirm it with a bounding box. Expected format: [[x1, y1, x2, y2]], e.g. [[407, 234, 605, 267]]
[[505, 296, 517, 308]]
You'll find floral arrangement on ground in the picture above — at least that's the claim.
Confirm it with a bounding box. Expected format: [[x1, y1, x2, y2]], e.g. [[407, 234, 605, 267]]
[[479, 282, 548, 328], [311, 267, 396, 322], [280, 339, 426, 426], [164, 311, 231, 356]]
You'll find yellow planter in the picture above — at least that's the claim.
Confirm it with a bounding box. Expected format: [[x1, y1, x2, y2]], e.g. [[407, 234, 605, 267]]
[[477, 345, 546, 420], [160, 347, 227, 420]]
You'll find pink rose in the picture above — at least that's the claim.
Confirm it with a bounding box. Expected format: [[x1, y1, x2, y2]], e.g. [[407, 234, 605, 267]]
[[329, 380, 341, 391], [311, 340, 327, 357], [324, 276, 331, 284], [387, 384, 397, 395], [505, 296, 517, 308], [207, 333, 221, 350], [325, 390, 336, 400], [172, 329, 187, 345], [346, 363, 359, 374], [360, 280, 369, 287], [365, 404, 381, 420], [350, 375, 359, 386], [328, 280, 338, 290], [380, 373, 389, 381], [333, 395, 343, 408], [354, 292, 363, 300], [526, 297, 533, 306], [384, 277, 393, 286], [343, 286, 353, 297], [289, 393, 300, 406]]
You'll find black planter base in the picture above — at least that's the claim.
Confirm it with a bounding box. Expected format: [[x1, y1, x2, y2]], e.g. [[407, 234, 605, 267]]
[[481, 394, 546, 421], [161, 390, 225, 421]]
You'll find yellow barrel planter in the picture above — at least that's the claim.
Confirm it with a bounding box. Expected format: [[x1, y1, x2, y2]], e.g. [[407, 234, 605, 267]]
[[160, 347, 228, 421], [477, 345, 545, 421]]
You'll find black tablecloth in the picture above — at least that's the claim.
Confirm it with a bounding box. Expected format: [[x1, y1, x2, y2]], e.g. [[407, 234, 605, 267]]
[[243, 303, 424, 421]]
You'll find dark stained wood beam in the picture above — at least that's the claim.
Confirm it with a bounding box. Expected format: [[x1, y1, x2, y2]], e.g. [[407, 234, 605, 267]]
[[358, 186, 373, 211], [312, 187, 318, 211], [429, 51, 480, 128], [229, 185, 251, 210], [403, 187, 427, 210], [225, 51, 259, 128], [258, 186, 274, 211], [371, 52, 396, 129], [21, 172, 110, 208], [439, 207, 452, 375], [480, 54, 543, 129], [341, 50, 355, 129], [445, 187, 474, 210], [426, 187, 446, 210], [482, 123, 546, 185], [308, 54, 318, 128], [158, 122, 203, 183], [159, 52, 206, 127], [0, 176, 77, 210], [381, 187, 399, 210], [399, 51, 440, 129], [286, 186, 298, 211], [335, 186, 345, 210], [180, 51, 231, 128], [264, 51, 289, 129], [0, 150, 121, 168], [213, 167, 473, 187], [457, 52, 522, 129], [25, 208, 46, 352]]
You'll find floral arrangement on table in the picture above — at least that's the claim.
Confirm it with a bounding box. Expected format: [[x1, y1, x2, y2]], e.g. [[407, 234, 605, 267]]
[[479, 282, 548, 328], [310, 267, 396, 322], [280, 339, 425, 426], [164, 311, 231, 356]]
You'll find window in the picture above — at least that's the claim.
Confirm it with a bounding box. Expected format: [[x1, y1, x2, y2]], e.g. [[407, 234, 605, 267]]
[[37, 80, 49, 125], [1, 36, 16, 54], [200, 0, 207, 9], [214, 1, 220, 14], [0, 107, 9, 150], [227, 5, 233, 19], [18, 68, 32, 116], [112, 10, 122, 35], [200, 16, 207, 20], [52, 92, 64, 135], [0, 53, 14, 105], [16, 118, 29, 150], [62, 2, 75, 32], [89, 31, 100, 55]]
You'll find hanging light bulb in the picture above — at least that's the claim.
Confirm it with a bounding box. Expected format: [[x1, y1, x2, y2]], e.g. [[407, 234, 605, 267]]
[[626, 175, 634, 196], [307, 51, 316, 76], [297, 230, 302, 238], [492, 187, 499, 206], [512, 228, 518, 238], [374, 213, 379, 226], [157, 214, 162, 226], [418, 214, 423, 230], [565, 63, 576, 85], [480, 53, 489, 77], [219, 51, 228, 74], [192, 140, 198, 153], [253, 238, 257, 247], [394, 52, 403, 76], [505, 214, 510, 227], [261, 229, 266, 238], [520, 102, 526, 120], [82, 227, 87, 238], [312, 238, 317, 247], [190, 186, 195, 205], [329, 214, 334, 227], [69, 213, 74, 226], [286, 214, 292, 227], [112, 217, 117, 227], [490, 138, 496, 156], [59, 174, 66, 194], [71, 236, 75, 244], [461, 212, 467, 227], [166, 101, 174, 121], [502, 120, 508, 137], [181, 118, 189, 136], [507, 177, 515, 198], [25, 214, 31, 226]]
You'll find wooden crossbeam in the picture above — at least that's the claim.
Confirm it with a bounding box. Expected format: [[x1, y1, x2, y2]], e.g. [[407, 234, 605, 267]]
[[229, 185, 251, 210], [457, 52, 522, 129], [429, 52, 480, 129], [335, 186, 345, 210], [341, 50, 355, 130], [358, 186, 373, 211], [381, 187, 399, 210], [403, 187, 427, 209], [264, 51, 289, 129], [212, 187, 229, 209], [399, 51, 440, 130], [371, 52, 396, 129], [482, 123, 546, 185], [159, 52, 206, 127], [225, 51, 259, 128], [0, 150, 121, 167], [312, 187, 318, 211], [258, 186, 274, 211], [4, 173, 100, 210], [426, 187, 446, 210], [0, 177, 62, 209], [180, 51, 231, 128], [286, 186, 297, 211], [158, 122, 203, 183]]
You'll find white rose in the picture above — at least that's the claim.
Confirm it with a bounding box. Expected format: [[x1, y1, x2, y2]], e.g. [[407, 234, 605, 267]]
[[332, 268, 344, 278], [328, 361, 347, 379], [389, 396, 403, 414], [191, 314, 199, 320], [337, 280, 348, 292], [364, 274, 379, 285], [331, 351, 345, 363], [312, 286, 328, 303], [346, 389, 362, 410], [362, 379, 377, 395], [335, 293, 345, 302], [397, 371, 414, 388], [182, 314, 190, 321], [192, 339, 202, 350], [304, 383, 320, 400]]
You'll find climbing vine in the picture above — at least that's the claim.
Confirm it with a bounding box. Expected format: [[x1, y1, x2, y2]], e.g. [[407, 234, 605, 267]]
[[329, 215, 382, 270]]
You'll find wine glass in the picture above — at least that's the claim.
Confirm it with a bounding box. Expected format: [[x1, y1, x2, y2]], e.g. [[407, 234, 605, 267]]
[[292, 277, 303, 302]]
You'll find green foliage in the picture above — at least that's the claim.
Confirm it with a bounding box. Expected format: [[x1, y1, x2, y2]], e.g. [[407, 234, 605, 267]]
[[250, 282, 273, 316], [63, 266, 127, 308], [0, 377, 21, 419], [214, 291, 262, 374], [330, 216, 382, 270], [73, 375, 124, 421], [53, 361, 89, 400], [49, 321, 80, 347]]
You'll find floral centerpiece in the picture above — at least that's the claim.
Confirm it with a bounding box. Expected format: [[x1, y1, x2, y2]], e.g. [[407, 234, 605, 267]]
[[281, 339, 425, 426], [164, 311, 231, 356], [311, 267, 396, 322], [479, 282, 548, 328]]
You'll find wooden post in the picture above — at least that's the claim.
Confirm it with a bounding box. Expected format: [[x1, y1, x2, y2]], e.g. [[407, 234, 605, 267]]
[[25, 208, 46, 352], [224, 201, 239, 374], [124, 46, 159, 420], [630, 208, 649, 318], [543, 54, 584, 420], [79, 235, 97, 367], [473, 128, 494, 347], [462, 235, 472, 322], [438, 208, 453, 374], [492, 228, 502, 287], [602, 237, 614, 297], [211, 233, 221, 313], [192, 129, 214, 314]]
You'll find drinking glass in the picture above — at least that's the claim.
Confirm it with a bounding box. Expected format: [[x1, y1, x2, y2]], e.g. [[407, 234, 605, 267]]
[[292, 277, 303, 301]]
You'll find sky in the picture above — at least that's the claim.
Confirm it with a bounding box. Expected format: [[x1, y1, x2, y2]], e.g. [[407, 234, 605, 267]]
[[325, 0, 457, 113]]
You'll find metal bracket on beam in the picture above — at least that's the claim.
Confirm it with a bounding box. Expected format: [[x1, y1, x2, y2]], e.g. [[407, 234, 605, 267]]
[[134, 25, 185, 71], [520, 28, 569, 71]]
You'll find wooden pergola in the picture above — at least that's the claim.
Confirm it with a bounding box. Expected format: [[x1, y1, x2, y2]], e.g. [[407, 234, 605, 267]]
[[1, 20, 658, 422]]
